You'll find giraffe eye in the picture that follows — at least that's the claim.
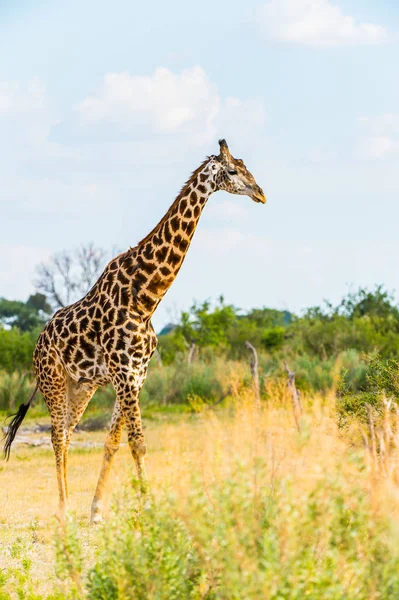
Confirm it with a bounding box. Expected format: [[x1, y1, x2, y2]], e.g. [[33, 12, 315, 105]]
[[228, 169, 237, 175]]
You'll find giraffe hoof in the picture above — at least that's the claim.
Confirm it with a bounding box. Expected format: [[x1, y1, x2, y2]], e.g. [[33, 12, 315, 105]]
[[91, 512, 103, 524], [54, 505, 69, 524], [91, 499, 103, 523]]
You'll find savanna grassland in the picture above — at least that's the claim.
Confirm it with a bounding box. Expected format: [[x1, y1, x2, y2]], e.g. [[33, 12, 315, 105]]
[[2, 386, 399, 599], [3, 288, 399, 598]]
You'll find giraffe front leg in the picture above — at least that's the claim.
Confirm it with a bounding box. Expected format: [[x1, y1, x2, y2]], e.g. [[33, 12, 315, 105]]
[[100, 336, 153, 514], [113, 373, 148, 493], [91, 400, 124, 523]]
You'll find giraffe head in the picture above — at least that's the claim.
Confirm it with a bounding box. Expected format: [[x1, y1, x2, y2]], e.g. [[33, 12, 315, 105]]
[[212, 139, 266, 204]]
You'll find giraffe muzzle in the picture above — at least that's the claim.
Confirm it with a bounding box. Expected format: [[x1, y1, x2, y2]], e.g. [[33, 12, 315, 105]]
[[251, 185, 266, 204]]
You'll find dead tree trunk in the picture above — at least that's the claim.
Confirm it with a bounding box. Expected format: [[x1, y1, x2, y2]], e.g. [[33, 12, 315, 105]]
[[366, 403, 378, 471], [283, 361, 302, 432], [187, 342, 197, 365], [154, 348, 163, 368], [245, 341, 261, 410]]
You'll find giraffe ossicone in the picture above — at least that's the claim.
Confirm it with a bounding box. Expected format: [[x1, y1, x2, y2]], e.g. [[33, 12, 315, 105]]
[[2, 139, 266, 522]]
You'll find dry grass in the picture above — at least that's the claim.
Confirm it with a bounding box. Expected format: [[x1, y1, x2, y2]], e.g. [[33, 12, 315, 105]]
[[1, 389, 399, 598]]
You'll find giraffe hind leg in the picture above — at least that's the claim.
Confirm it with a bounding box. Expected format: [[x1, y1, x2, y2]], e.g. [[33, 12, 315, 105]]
[[50, 422, 68, 521], [39, 369, 95, 520], [63, 379, 97, 502], [39, 382, 69, 520]]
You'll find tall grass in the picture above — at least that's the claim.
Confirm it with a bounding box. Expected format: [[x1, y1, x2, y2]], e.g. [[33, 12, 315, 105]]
[[3, 353, 399, 597], [81, 397, 399, 599], [0, 371, 32, 411], [140, 355, 251, 407], [0, 349, 369, 420], [2, 390, 395, 599]]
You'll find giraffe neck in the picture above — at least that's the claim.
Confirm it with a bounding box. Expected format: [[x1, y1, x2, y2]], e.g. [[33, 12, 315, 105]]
[[131, 159, 216, 317]]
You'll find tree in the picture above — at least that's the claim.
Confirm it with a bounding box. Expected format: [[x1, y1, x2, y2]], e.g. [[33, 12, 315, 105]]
[[158, 298, 290, 362], [0, 293, 51, 331], [290, 287, 399, 359], [245, 307, 292, 328], [35, 243, 107, 309], [0, 327, 38, 372], [178, 297, 238, 349], [341, 286, 399, 320], [303, 286, 399, 322]]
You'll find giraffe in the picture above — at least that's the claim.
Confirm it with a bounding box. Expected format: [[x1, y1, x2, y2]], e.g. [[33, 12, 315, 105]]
[[2, 139, 266, 522]]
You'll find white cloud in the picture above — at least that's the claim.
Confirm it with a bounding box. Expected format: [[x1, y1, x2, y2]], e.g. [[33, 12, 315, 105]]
[[357, 114, 399, 159], [357, 136, 399, 160], [76, 67, 265, 145], [257, 0, 388, 47]]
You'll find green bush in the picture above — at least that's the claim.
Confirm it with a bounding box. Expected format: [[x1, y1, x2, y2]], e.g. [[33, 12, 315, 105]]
[[55, 463, 399, 599], [0, 371, 34, 411], [0, 327, 38, 373], [337, 349, 368, 392], [140, 360, 225, 406], [261, 327, 285, 351], [338, 353, 399, 426], [2, 287, 399, 416], [86, 492, 201, 600], [289, 354, 336, 393]]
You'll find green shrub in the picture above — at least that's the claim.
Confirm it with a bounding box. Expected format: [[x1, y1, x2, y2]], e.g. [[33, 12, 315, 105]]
[[140, 360, 225, 406], [0, 328, 38, 373], [56, 460, 399, 599], [338, 353, 399, 426], [261, 327, 285, 351], [86, 492, 202, 600], [0, 371, 33, 411], [289, 354, 336, 393], [337, 349, 368, 392]]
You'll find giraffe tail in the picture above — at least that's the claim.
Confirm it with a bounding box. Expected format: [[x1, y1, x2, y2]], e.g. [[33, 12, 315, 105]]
[[1, 382, 39, 460]]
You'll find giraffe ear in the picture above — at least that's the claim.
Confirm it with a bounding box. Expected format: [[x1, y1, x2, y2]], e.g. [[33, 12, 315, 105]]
[[218, 138, 232, 164]]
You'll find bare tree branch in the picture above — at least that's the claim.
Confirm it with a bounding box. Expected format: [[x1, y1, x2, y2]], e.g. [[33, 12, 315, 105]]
[[35, 263, 67, 309], [245, 340, 260, 409], [283, 361, 303, 432], [77, 243, 106, 293], [154, 348, 163, 368], [35, 243, 107, 310]]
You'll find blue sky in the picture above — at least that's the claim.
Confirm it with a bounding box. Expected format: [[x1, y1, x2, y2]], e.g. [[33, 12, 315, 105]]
[[1, 0, 399, 329]]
